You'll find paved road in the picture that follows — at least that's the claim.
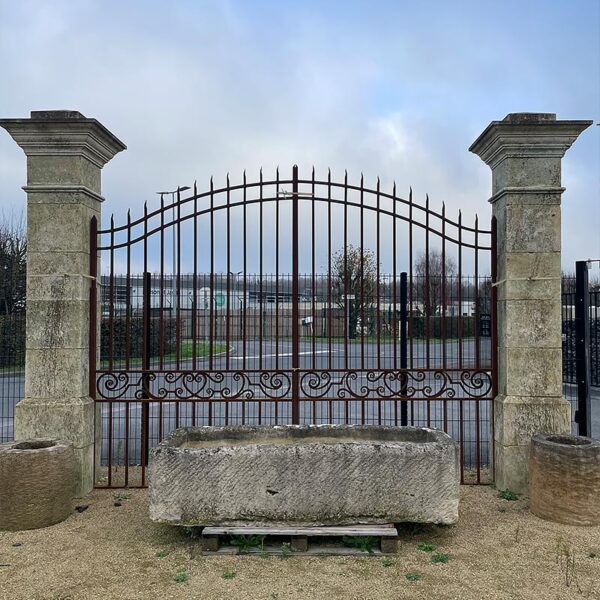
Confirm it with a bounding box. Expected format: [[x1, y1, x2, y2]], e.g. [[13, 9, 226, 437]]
[[2, 338, 598, 470]]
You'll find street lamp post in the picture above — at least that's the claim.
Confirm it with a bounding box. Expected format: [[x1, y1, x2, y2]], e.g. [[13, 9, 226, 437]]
[[156, 186, 190, 321]]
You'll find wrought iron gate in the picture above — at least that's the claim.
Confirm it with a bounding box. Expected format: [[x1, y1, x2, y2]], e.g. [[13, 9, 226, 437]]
[[91, 166, 497, 487]]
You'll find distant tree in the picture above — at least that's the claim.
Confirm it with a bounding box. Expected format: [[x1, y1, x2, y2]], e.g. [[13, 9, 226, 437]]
[[332, 244, 379, 336], [413, 249, 456, 316], [0, 213, 26, 315]]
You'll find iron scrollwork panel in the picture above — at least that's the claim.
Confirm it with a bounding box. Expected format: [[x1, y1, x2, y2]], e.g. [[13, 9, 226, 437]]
[[299, 369, 492, 400], [96, 370, 291, 401]]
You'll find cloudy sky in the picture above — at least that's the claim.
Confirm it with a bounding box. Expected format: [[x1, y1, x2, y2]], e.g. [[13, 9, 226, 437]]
[[0, 0, 598, 273]]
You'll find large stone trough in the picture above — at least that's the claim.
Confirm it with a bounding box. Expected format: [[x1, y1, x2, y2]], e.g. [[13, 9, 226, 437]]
[[149, 425, 460, 526]]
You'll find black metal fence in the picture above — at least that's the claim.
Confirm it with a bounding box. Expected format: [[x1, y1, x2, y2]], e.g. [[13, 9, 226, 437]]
[[562, 261, 599, 438], [0, 280, 25, 443]]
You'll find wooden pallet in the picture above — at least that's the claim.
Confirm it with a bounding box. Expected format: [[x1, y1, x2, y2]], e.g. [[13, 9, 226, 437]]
[[200, 524, 399, 555]]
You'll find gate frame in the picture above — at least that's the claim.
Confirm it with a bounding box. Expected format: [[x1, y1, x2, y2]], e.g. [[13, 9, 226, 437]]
[[92, 163, 496, 487]]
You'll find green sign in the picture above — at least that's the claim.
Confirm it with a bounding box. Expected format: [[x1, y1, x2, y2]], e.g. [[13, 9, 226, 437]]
[[215, 292, 226, 308]]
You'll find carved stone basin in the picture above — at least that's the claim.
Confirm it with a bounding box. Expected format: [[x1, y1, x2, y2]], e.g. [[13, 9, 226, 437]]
[[149, 425, 460, 526]]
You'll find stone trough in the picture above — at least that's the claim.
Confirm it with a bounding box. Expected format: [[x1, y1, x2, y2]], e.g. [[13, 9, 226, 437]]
[[149, 425, 460, 526]]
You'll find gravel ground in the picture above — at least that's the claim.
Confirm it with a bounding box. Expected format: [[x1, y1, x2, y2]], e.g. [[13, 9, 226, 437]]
[[0, 486, 599, 600]]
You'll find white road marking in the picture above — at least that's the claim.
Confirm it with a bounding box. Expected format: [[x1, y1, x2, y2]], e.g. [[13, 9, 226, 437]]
[[229, 350, 337, 360]]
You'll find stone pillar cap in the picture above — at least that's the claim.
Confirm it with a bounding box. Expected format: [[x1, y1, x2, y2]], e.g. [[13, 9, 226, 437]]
[[0, 110, 126, 168], [469, 113, 592, 167]]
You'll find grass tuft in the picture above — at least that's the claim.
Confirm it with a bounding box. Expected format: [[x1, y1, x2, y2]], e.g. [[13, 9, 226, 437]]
[[431, 552, 450, 564], [497, 489, 519, 501], [417, 541, 435, 552]]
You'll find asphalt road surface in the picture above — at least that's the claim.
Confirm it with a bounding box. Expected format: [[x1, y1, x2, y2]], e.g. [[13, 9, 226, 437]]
[[2, 339, 598, 471]]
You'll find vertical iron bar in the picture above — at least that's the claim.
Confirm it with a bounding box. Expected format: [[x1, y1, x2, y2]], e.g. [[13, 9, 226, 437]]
[[343, 171, 348, 370], [491, 216, 498, 481], [259, 170, 264, 372], [392, 183, 397, 371], [425, 196, 430, 428], [141, 271, 151, 472], [376, 178, 381, 372], [327, 169, 333, 370], [89, 216, 98, 399], [408, 189, 414, 425], [360, 174, 365, 374], [209, 178, 215, 375], [441, 204, 448, 435], [291, 165, 300, 425], [376, 178, 381, 425], [275, 168, 280, 374], [400, 272, 408, 427], [226, 175, 231, 374], [474, 216, 481, 482], [274, 170, 280, 425], [108, 217, 114, 372], [89, 216, 98, 482], [575, 260, 591, 436], [243, 172, 247, 372], [175, 190, 181, 430], [425, 195, 430, 370], [311, 167, 316, 371], [193, 183, 198, 372], [458, 212, 463, 367], [158, 197, 165, 444], [125, 211, 131, 372]]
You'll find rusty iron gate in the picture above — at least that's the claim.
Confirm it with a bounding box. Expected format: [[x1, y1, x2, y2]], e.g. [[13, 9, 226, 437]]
[[91, 166, 497, 487]]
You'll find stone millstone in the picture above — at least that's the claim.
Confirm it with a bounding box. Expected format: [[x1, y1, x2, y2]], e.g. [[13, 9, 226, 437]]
[[0, 439, 76, 530], [149, 425, 460, 526]]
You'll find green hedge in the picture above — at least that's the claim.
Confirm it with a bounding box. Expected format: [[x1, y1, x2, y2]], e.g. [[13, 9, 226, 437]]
[[0, 314, 26, 368], [100, 317, 177, 361], [408, 316, 480, 338]]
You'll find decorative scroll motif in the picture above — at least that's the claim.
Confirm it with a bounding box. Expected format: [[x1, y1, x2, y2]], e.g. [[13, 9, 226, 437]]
[[96, 370, 291, 401], [97, 368, 491, 402], [299, 369, 492, 400]]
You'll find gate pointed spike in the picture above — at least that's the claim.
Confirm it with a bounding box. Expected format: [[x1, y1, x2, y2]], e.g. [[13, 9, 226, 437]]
[[393, 181, 396, 197], [210, 176, 214, 190]]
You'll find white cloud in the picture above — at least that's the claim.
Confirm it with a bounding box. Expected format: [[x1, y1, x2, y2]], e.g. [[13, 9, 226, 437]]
[[0, 0, 596, 270]]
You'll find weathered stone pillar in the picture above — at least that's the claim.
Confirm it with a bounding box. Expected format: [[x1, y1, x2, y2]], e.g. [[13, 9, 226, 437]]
[[470, 113, 591, 493], [0, 111, 126, 496]]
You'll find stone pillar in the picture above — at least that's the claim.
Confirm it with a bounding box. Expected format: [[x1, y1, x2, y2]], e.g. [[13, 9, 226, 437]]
[[0, 111, 126, 496], [470, 113, 591, 493]]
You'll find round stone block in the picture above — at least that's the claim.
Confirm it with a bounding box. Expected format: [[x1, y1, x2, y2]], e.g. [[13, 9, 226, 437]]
[[0, 439, 76, 530], [529, 433, 600, 526]]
